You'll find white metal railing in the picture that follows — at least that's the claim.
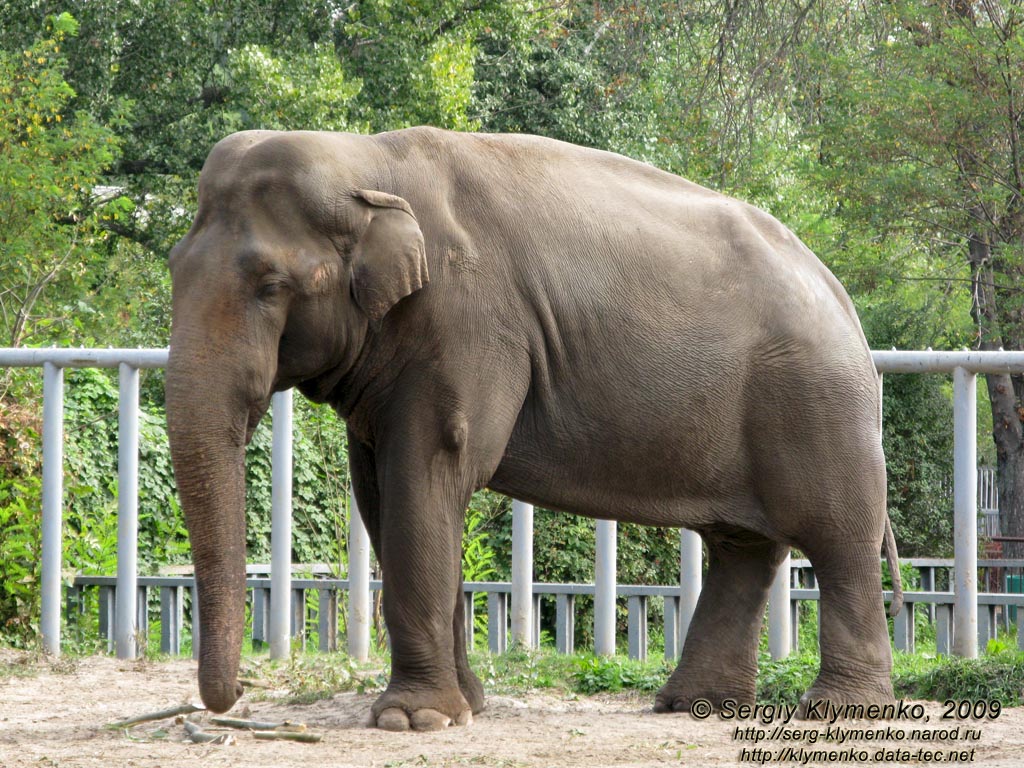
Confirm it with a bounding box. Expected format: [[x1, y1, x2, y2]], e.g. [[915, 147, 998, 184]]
[[979, 467, 1000, 537], [2, 347, 1024, 662], [873, 350, 1024, 660], [66, 562, 1024, 660]]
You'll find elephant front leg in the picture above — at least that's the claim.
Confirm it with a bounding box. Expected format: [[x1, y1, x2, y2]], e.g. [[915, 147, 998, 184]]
[[454, 580, 485, 714], [368, 465, 479, 732], [350, 427, 484, 727]]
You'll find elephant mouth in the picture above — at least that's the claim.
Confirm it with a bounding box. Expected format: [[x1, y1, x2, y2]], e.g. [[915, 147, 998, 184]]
[[293, 363, 351, 405], [245, 397, 271, 444]]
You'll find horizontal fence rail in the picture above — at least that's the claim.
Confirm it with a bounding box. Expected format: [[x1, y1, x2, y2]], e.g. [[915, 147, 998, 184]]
[[3, 347, 1024, 662], [67, 560, 1024, 661]]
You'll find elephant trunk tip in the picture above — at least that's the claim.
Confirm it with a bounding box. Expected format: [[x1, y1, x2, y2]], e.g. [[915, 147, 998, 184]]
[[199, 678, 244, 714]]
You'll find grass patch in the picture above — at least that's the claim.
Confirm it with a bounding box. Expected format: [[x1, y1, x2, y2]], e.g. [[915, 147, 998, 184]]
[[236, 651, 388, 705], [757, 649, 1024, 707], [571, 655, 670, 694], [757, 652, 820, 705], [472, 647, 1024, 706], [232, 646, 1024, 706], [12, 642, 1022, 708], [894, 649, 1024, 705], [472, 645, 580, 694]]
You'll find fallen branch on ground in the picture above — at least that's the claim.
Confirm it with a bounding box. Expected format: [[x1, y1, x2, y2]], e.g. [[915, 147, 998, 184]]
[[210, 716, 307, 731], [253, 730, 323, 743], [238, 677, 273, 689], [107, 703, 204, 729], [183, 720, 235, 745]]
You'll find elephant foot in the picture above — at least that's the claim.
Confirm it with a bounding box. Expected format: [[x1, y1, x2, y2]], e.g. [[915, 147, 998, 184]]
[[797, 672, 895, 719], [652, 690, 699, 714], [376, 707, 473, 732], [458, 665, 486, 715], [653, 685, 755, 715], [652, 669, 755, 715], [370, 685, 474, 732]]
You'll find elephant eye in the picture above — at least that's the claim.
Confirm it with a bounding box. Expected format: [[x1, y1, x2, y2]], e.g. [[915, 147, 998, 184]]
[[257, 278, 288, 301]]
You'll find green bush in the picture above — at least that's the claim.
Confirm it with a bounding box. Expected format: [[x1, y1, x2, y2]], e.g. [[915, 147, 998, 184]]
[[894, 650, 1024, 706], [757, 649, 1024, 707], [880, 373, 955, 557], [573, 654, 669, 694], [757, 652, 820, 705], [0, 477, 42, 645]]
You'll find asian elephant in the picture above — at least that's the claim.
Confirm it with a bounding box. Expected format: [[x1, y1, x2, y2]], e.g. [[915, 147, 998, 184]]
[[165, 127, 903, 732]]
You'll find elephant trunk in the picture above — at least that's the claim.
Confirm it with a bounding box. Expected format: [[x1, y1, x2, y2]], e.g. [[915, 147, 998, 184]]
[[166, 344, 253, 714]]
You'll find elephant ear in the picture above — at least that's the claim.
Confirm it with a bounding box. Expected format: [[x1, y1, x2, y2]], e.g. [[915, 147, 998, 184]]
[[349, 189, 429, 323]]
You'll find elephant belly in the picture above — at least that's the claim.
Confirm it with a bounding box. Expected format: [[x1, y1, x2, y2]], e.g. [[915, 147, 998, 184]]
[[485, 326, 879, 538], [488, 381, 762, 530]]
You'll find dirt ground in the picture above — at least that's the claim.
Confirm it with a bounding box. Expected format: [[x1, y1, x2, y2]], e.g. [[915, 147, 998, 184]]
[[1, 651, 1023, 768]]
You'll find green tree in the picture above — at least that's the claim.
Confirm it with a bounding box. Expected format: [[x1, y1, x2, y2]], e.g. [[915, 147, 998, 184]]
[[338, 0, 519, 131], [1, 1, 364, 306], [807, 0, 1024, 553], [0, 12, 130, 350]]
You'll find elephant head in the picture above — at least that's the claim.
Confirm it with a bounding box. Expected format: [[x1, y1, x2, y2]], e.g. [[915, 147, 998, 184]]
[[165, 131, 428, 712]]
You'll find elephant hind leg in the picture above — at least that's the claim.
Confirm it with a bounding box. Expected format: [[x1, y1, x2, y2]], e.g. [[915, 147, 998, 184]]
[[798, 538, 895, 709], [655, 528, 788, 712]]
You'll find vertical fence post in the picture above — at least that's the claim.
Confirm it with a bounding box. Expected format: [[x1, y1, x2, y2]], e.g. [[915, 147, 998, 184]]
[[269, 390, 293, 659], [487, 592, 508, 653], [40, 362, 64, 656], [768, 550, 792, 660], [511, 499, 535, 648], [594, 519, 617, 655], [348, 492, 371, 661], [191, 585, 201, 659], [115, 363, 140, 659], [679, 529, 702, 644], [952, 366, 978, 658]]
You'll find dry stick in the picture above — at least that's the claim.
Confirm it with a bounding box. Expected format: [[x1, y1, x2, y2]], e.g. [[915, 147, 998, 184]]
[[183, 720, 235, 745], [210, 716, 295, 731], [107, 703, 204, 729], [238, 677, 273, 690], [253, 730, 323, 743]]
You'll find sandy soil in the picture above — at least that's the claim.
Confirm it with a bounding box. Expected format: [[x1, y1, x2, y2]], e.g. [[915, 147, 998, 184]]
[[1, 651, 1022, 767]]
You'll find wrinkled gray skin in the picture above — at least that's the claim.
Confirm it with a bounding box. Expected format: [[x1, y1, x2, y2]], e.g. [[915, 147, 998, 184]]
[[166, 127, 902, 732]]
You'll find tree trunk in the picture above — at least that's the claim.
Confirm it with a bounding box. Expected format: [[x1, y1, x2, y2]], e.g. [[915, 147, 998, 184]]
[[968, 230, 1024, 558]]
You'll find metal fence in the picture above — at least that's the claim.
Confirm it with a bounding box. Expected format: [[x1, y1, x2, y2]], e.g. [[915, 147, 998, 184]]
[[66, 557, 1024, 662], [979, 467, 1000, 538], [3, 347, 1024, 662]]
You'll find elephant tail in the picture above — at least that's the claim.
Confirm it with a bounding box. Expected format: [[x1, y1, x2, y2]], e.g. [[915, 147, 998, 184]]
[[884, 514, 904, 617]]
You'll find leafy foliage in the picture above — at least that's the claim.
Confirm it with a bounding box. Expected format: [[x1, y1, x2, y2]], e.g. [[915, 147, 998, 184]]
[[0, 477, 42, 645], [243, 397, 351, 566], [758, 649, 1024, 708], [894, 650, 1024, 707], [756, 652, 821, 706], [881, 374, 955, 556], [0, 13, 130, 349], [573, 654, 668, 694]]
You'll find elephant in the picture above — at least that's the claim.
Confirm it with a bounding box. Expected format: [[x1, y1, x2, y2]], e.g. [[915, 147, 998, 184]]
[[165, 126, 904, 732]]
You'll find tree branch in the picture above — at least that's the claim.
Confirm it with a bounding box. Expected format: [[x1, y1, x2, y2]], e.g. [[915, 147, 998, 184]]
[[8, 231, 79, 348]]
